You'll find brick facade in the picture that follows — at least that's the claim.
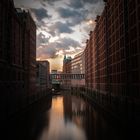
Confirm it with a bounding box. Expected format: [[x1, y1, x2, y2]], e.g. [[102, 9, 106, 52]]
[[85, 0, 140, 120], [0, 0, 36, 119]]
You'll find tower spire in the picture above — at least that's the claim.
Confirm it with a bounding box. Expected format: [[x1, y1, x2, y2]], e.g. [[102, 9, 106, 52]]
[[63, 54, 67, 62]]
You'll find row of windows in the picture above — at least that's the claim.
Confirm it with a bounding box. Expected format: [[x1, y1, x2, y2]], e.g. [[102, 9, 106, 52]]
[[109, 61, 126, 73], [85, 0, 140, 95], [0, 67, 25, 81]]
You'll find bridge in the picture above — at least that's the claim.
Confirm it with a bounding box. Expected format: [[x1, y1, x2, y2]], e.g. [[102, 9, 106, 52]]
[[50, 74, 85, 89], [50, 73, 85, 80]]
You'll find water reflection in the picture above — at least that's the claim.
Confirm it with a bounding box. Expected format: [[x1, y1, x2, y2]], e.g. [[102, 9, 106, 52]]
[[40, 96, 86, 140], [7, 96, 52, 140], [38, 94, 124, 140], [7, 93, 125, 140]]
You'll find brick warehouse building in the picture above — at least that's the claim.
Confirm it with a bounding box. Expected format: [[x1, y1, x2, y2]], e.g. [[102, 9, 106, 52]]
[[16, 8, 37, 104], [0, 0, 36, 120], [22, 9, 37, 103], [71, 52, 85, 87], [85, 0, 140, 121]]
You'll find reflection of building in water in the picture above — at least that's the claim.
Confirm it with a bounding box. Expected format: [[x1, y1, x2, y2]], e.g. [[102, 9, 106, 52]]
[[83, 104, 121, 140], [72, 96, 87, 128], [63, 95, 117, 140], [63, 95, 122, 140], [63, 95, 88, 126], [63, 95, 87, 128], [63, 95, 98, 139], [40, 96, 86, 140], [83, 105, 98, 140], [63, 95, 72, 121]]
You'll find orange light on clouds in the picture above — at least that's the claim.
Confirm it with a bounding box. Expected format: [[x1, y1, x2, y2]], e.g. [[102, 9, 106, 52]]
[[48, 57, 63, 71], [86, 19, 95, 25]]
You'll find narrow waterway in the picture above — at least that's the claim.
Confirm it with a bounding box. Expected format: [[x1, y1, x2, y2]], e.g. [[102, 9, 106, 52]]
[[7, 91, 126, 140]]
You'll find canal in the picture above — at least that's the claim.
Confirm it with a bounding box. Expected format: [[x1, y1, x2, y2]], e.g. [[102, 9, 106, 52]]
[[7, 91, 127, 140]]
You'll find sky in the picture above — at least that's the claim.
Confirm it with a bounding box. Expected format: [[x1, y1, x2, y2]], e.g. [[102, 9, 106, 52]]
[[14, 0, 105, 71]]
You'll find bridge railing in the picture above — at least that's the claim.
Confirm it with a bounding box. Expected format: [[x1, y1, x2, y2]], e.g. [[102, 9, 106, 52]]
[[50, 74, 85, 80]]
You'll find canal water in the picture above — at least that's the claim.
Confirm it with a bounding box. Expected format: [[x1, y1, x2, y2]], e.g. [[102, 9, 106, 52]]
[[7, 92, 126, 140]]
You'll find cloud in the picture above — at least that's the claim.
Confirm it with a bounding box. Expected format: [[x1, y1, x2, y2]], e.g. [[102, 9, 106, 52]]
[[68, 0, 102, 9], [67, 0, 84, 9], [14, 0, 105, 70], [83, 0, 99, 4], [14, 0, 43, 9], [57, 7, 82, 18], [37, 32, 51, 46], [55, 22, 74, 34], [65, 0, 104, 26], [14, 0, 61, 7], [40, 2, 47, 7], [56, 37, 80, 49], [31, 8, 51, 21], [41, 0, 61, 5], [37, 37, 81, 59], [37, 45, 57, 59], [57, 7, 88, 26], [48, 22, 74, 36], [48, 37, 80, 53]]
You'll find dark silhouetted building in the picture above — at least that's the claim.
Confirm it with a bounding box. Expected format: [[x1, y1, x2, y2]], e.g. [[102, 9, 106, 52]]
[[16, 8, 36, 104], [0, 0, 36, 120]]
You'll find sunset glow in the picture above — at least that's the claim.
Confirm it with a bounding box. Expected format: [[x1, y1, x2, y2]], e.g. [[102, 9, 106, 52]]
[[14, 0, 104, 70]]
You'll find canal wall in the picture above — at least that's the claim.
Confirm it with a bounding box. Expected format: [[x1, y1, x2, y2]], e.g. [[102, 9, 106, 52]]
[[1, 88, 52, 122], [71, 87, 140, 127]]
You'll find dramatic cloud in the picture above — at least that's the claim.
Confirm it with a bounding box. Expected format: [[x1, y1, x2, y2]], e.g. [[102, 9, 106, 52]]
[[56, 37, 80, 49], [68, 0, 102, 9], [14, 0, 63, 8], [68, 0, 83, 9], [41, 0, 61, 5], [14, 0, 105, 70], [37, 37, 81, 59], [37, 45, 57, 59], [57, 7, 88, 26], [49, 37, 81, 52], [55, 22, 74, 34], [31, 8, 51, 21], [57, 7, 82, 18], [37, 32, 51, 46], [14, 0, 42, 9], [48, 22, 74, 35], [83, 0, 99, 4]]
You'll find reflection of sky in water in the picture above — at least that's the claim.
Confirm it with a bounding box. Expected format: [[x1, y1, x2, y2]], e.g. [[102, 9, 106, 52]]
[[39, 96, 87, 140]]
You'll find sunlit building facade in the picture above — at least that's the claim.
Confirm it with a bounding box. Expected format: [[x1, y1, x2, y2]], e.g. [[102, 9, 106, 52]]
[[85, 32, 94, 89], [71, 52, 85, 87], [85, 0, 140, 120]]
